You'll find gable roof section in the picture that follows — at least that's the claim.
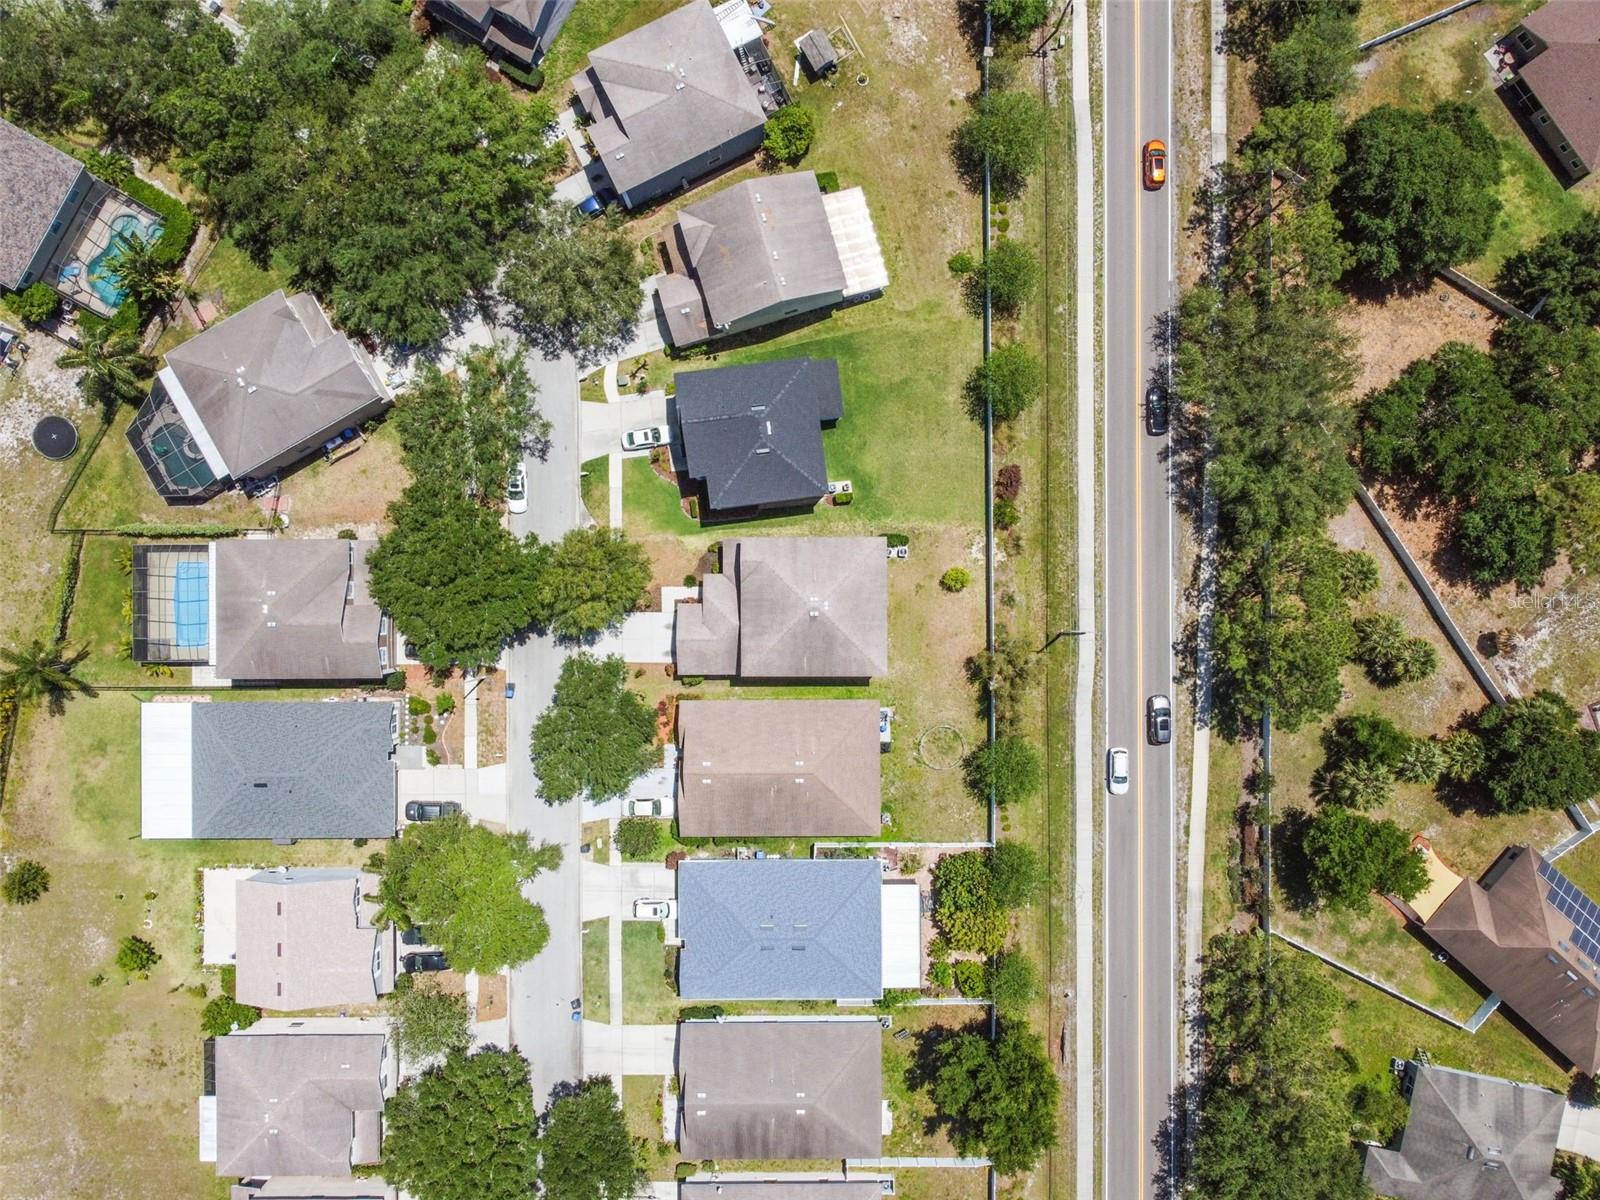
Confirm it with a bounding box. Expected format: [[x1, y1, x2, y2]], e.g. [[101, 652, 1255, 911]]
[[214, 539, 383, 682], [214, 1028, 387, 1177], [733, 537, 888, 679], [675, 358, 841, 511], [235, 868, 394, 1010], [161, 291, 387, 481], [572, 1, 767, 196], [676, 173, 847, 329], [1424, 846, 1600, 1073], [0, 118, 86, 290], [1518, 1, 1600, 169], [677, 1019, 883, 1159], [1363, 1063, 1563, 1200], [183, 701, 396, 839], [674, 573, 740, 676], [676, 699, 882, 836], [677, 858, 883, 999]]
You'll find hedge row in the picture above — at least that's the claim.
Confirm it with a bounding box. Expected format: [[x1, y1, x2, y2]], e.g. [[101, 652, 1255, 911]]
[[63, 148, 198, 266]]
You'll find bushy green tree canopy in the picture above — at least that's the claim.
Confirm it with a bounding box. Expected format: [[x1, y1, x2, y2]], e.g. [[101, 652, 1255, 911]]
[[929, 1023, 1059, 1174], [499, 206, 648, 356], [954, 91, 1047, 200], [539, 1077, 645, 1200], [1, 860, 50, 906], [373, 814, 561, 973], [1301, 807, 1428, 909], [1498, 211, 1600, 329], [382, 1049, 539, 1200], [964, 736, 1044, 806], [965, 343, 1043, 423], [1470, 691, 1600, 814], [762, 105, 816, 165], [1250, 4, 1359, 108], [389, 980, 473, 1062], [531, 528, 651, 640], [530, 654, 656, 805]]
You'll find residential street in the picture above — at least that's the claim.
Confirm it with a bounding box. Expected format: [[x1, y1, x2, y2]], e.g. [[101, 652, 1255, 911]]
[[504, 336, 584, 1106]]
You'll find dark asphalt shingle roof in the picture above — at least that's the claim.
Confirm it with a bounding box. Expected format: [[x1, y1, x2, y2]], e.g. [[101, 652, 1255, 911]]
[[192, 702, 396, 839], [675, 357, 841, 511], [0, 118, 86, 290], [677, 858, 883, 999]]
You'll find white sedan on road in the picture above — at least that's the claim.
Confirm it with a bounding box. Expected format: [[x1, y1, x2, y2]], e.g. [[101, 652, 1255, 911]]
[[1107, 747, 1130, 796], [507, 462, 528, 514], [622, 425, 671, 451]]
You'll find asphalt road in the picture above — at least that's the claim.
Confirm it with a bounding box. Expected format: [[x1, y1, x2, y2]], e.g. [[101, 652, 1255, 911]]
[[505, 340, 584, 1107], [1100, 2, 1179, 1197]]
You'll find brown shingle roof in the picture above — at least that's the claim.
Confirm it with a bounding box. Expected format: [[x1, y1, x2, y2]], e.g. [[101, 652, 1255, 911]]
[[0, 119, 86, 290], [677, 1019, 883, 1159], [1518, 1, 1600, 169], [1424, 846, 1600, 1073], [676, 699, 882, 836], [235, 868, 396, 1011]]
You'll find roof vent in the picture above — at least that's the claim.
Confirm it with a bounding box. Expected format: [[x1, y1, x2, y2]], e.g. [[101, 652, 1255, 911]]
[[754, 192, 761, 202], [809, 609, 819, 618], [772, 251, 780, 259], [675, 82, 685, 90]]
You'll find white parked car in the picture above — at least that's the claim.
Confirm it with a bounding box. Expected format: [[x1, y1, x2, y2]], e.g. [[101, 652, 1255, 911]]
[[633, 898, 674, 921], [622, 425, 670, 451], [627, 798, 663, 817], [1107, 747, 1130, 796], [507, 462, 528, 514]]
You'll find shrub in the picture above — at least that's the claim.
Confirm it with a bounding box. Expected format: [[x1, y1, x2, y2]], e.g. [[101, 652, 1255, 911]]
[[675, 1163, 699, 1181], [615, 816, 663, 859], [964, 736, 1044, 806], [948, 251, 979, 275], [953, 959, 987, 996], [764, 105, 816, 165], [885, 533, 911, 548], [941, 567, 971, 593], [815, 170, 841, 193], [1395, 738, 1446, 784], [13, 281, 59, 325], [994, 499, 1020, 530], [831, 490, 851, 507], [677, 676, 704, 687], [930, 962, 955, 989], [987, 949, 1038, 1013], [1472, 691, 1600, 813], [408, 695, 430, 716], [682, 573, 697, 587], [995, 464, 1023, 502], [500, 62, 544, 91], [338, 528, 358, 539], [435, 693, 457, 716], [1323, 713, 1412, 770], [422, 725, 438, 745], [966, 343, 1044, 424], [116, 935, 161, 977], [201, 994, 261, 1036], [1352, 615, 1437, 686], [679, 1005, 725, 1020], [1312, 756, 1396, 810], [989, 842, 1046, 908], [964, 240, 1039, 318], [878, 988, 919, 1010], [2, 859, 50, 905]]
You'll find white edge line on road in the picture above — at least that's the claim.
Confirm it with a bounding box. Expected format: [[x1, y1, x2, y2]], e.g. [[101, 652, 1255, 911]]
[[1164, 5, 1179, 1193], [1072, 0, 1100, 1196]]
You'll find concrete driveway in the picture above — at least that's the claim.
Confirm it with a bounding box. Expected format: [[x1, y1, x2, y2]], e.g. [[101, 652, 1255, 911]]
[[581, 861, 677, 923], [581, 1022, 677, 1078], [578, 392, 675, 463]]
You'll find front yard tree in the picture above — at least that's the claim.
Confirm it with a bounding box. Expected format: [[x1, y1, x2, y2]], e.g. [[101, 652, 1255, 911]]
[[954, 90, 1047, 199], [965, 342, 1043, 424], [1498, 210, 1600, 329], [382, 1048, 539, 1200], [985, 949, 1038, 1015], [762, 104, 816, 165], [964, 736, 1043, 807], [1301, 807, 1427, 910], [990, 0, 1052, 35], [1, 860, 50, 905], [1334, 102, 1502, 282], [531, 528, 651, 640], [367, 483, 545, 670], [987, 841, 1046, 909], [538, 1076, 645, 1200], [930, 1023, 1059, 1174], [116, 935, 161, 978], [1471, 691, 1600, 814], [530, 654, 656, 805], [389, 979, 472, 1062], [373, 813, 561, 973], [964, 239, 1039, 318], [613, 815, 662, 859], [1352, 615, 1438, 687], [0, 640, 96, 714], [1249, 2, 1359, 107], [499, 206, 649, 356]]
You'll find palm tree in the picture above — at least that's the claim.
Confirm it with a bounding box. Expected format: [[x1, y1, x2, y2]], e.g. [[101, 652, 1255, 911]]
[[0, 641, 97, 714], [58, 322, 151, 412], [104, 232, 184, 311]]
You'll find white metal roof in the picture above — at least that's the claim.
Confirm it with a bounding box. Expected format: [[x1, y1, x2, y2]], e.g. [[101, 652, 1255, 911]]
[[197, 1094, 217, 1163], [714, 0, 762, 49], [141, 701, 195, 839], [822, 188, 890, 299], [880, 878, 922, 989]]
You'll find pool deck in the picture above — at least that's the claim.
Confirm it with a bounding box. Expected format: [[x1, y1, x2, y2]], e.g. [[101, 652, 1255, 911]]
[[42, 177, 164, 318]]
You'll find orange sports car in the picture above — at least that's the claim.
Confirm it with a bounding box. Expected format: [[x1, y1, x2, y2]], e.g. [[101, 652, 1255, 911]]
[[1143, 139, 1167, 190]]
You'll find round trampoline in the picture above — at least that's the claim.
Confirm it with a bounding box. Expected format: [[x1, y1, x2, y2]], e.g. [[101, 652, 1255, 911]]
[[32, 416, 78, 461]]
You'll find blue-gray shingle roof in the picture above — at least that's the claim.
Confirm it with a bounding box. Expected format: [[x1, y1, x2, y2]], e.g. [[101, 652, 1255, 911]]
[[192, 702, 396, 839], [677, 858, 882, 999], [675, 358, 842, 512]]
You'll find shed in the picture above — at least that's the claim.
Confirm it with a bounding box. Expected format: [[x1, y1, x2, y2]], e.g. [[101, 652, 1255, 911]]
[[798, 29, 839, 76]]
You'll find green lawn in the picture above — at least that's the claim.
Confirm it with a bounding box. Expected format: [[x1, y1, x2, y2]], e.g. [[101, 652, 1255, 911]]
[[581, 918, 610, 1024], [0, 692, 373, 1198], [882, 1009, 970, 1156], [56, 406, 262, 533], [581, 455, 609, 527], [621, 920, 679, 1024], [621, 1074, 677, 1180], [581, 819, 610, 864], [192, 236, 291, 316], [65, 535, 192, 686]]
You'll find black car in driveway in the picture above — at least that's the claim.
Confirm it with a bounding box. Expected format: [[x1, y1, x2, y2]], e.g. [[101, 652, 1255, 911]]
[[403, 951, 450, 973], [1145, 383, 1170, 436], [404, 801, 462, 823], [400, 926, 431, 947]]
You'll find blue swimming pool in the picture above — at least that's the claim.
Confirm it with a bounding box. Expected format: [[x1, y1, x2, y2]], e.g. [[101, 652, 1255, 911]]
[[82, 213, 166, 309], [173, 560, 209, 648]]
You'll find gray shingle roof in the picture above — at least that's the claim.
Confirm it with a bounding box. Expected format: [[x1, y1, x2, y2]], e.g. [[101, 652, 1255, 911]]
[[191, 702, 396, 839], [214, 1028, 387, 1177], [214, 538, 384, 683], [1364, 1063, 1563, 1200], [235, 868, 395, 1010], [161, 290, 388, 480], [672, 172, 847, 331], [675, 358, 841, 511], [571, 1, 767, 197], [0, 118, 87, 290], [677, 858, 883, 999], [676, 699, 882, 837], [677, 1020, 883, 1159]]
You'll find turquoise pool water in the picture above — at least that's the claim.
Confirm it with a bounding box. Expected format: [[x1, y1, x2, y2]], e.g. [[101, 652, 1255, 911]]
[[78, 213, 166, 309]]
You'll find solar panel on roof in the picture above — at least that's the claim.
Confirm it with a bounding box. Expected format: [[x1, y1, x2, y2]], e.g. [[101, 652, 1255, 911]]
[[1539, 858, 1600, 968]]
